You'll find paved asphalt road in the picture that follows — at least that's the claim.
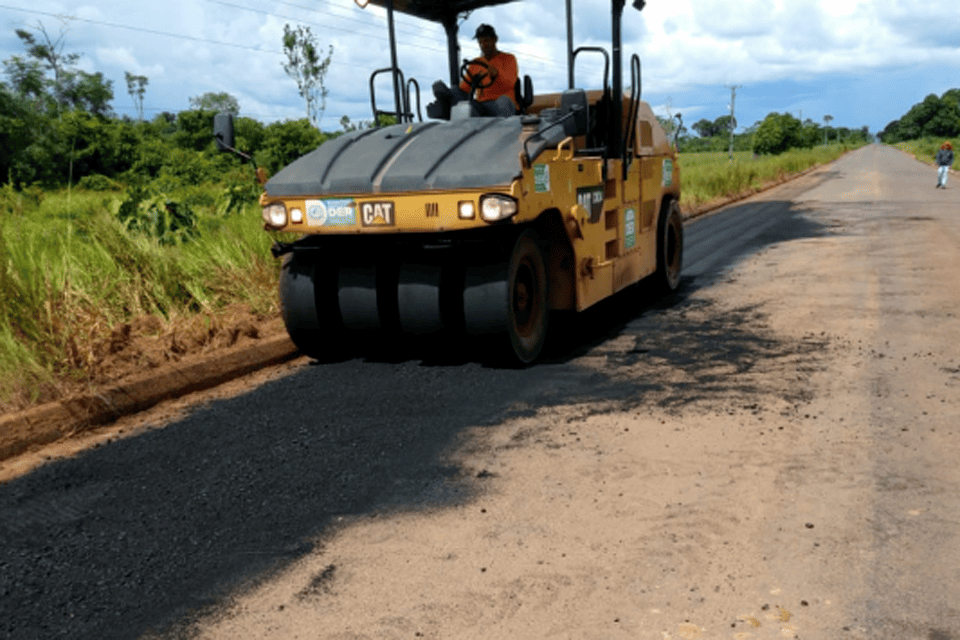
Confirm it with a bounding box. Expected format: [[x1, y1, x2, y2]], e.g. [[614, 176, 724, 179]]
[[0, 145, 956, 639]]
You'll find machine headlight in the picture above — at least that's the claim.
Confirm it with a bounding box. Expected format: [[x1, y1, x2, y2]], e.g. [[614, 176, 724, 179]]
[[479, 194, 518, 222], [262, 203, 287, 229], [289, 208, 303, 224]]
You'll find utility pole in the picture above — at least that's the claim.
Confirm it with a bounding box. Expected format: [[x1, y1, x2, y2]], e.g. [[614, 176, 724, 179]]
[[725, 85, 741, 159]]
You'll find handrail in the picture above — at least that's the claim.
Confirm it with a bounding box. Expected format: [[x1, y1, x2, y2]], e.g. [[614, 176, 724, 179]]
[[623, 53, 641, 179], [571, 46, 610, 94], [406, 77, 423, 122], [370, 67, 422, 125], [553, 137, 574, 162]]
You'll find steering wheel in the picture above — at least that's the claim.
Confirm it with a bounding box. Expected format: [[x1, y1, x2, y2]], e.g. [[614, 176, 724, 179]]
[[460, 58, 495, 91]]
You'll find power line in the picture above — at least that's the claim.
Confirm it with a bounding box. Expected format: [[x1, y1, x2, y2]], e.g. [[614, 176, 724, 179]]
[[203, 0, 559, 68], [205, 0, 437, 45], [0, 3, 282, 55], [268, 0, 446, 42], [0, 1, 560, 86], [202, 0, 448, 56]]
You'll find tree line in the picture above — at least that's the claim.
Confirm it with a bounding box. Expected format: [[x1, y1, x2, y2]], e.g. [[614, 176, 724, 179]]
[[879, 89, 960, 144], [661, 112, 872, 155], [0, 21, 344, 191]]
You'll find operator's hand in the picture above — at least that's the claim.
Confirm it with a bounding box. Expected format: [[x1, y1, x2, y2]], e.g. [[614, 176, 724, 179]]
[[472, 58, 497, 80]]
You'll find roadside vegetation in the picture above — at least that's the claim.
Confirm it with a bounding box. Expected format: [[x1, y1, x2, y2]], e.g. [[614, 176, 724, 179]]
[[679, 143, 864, 210], [893, 138, 957, 168], [879, 89, 960, 145], [664, 109, 872, 209], [880, 89, 958, 170]]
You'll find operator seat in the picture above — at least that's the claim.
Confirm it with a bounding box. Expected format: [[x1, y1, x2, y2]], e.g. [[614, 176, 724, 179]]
[[427, 74, 534, 120], [514, 75, 534, 114]]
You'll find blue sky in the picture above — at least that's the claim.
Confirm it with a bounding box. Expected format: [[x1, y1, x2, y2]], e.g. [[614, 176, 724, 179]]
[[1, 0, 958, 136]]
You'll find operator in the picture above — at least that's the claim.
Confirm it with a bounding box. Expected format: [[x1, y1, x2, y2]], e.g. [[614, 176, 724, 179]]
[[432, 24, 518, 118]]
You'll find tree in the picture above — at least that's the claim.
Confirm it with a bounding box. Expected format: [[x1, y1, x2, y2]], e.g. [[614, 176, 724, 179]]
[[257, 119, 326, 174], [691, 118, 717, 138], [63, 70, 113, 116], [282, 24, 333, 128], [715, 114, 736, 136], [339, 115, 373, 133], [924, 94, 960, 138], [800, 120, 822, 148], [2, 55, 46, 103], [0, 82, 39, 181], [823, 115, 833, 144], [7, 22, 113, 117], [752, 112, 803, 155], [189, 91, 239, 114], [880, 89, 960, 143], [14, 22, 79, 111], [691, 115, 736, 138], [125, 72, 148, 121], [173, 109, 219, 152]]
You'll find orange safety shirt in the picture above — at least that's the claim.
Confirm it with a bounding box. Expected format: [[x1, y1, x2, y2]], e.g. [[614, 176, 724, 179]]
[[459, 52, 519, 107]]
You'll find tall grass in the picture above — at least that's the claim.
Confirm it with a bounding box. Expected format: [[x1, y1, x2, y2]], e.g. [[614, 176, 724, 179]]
[[678, 143, 865, 210], [0, 184, 277, 410], [894, 138, 956, 167]]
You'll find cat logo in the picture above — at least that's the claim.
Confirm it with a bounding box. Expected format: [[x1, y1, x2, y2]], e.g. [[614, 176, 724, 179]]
[[360, 201, 395, 227]]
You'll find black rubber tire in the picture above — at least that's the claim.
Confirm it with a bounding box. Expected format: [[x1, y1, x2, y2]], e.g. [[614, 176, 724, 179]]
[[464, 230, 548, 365], [337, 265, 382, 331], [506, 230, 549, 363], [279, 251, 335, 359], [397, 262, 444, 335], [653, 199, 683, 294]]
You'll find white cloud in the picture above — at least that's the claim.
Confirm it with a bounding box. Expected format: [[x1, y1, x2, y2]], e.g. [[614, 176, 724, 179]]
[[1, 0, 957, 129]]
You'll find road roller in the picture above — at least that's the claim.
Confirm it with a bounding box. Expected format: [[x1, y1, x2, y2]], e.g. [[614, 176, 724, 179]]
[[215, 0, 682, 364]]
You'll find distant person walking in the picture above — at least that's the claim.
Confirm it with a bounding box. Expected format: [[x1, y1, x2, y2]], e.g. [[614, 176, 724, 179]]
[[936, 141, 953, 189]]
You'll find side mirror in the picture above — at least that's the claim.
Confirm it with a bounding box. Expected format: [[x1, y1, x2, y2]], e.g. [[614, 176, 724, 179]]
[[213, 112, 267, 185], [214, 112, 235, 152], [632, 0, 646, 10], [560, 89, 589, 137]]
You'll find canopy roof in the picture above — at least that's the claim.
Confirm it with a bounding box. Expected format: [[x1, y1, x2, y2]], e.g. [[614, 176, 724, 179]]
[[361, 0, 523, 23]]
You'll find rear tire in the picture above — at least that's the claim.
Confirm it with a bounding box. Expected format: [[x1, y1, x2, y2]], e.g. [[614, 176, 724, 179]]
[[653, 199, 683, 294]]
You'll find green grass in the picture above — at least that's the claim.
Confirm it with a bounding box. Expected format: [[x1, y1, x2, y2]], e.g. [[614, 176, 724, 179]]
[[678, 143, 865, 210], [894, 138, 956, 167], [0, 183, 279, 410]]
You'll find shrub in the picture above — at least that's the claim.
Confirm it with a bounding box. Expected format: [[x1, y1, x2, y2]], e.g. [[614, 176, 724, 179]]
[[77, 173, 119, 191], [114, 185, 199, 246]]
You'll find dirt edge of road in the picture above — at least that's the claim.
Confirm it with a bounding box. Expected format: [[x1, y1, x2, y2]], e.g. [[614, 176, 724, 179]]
[[0, 336, 299, 463], [0, 152, 857, 469]]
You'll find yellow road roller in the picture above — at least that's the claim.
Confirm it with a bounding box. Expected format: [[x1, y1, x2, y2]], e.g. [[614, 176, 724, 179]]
[[216, 0, 682, 364]]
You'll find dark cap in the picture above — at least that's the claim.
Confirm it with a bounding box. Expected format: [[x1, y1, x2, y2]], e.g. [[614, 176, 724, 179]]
[[474, 24, 497, 39]]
